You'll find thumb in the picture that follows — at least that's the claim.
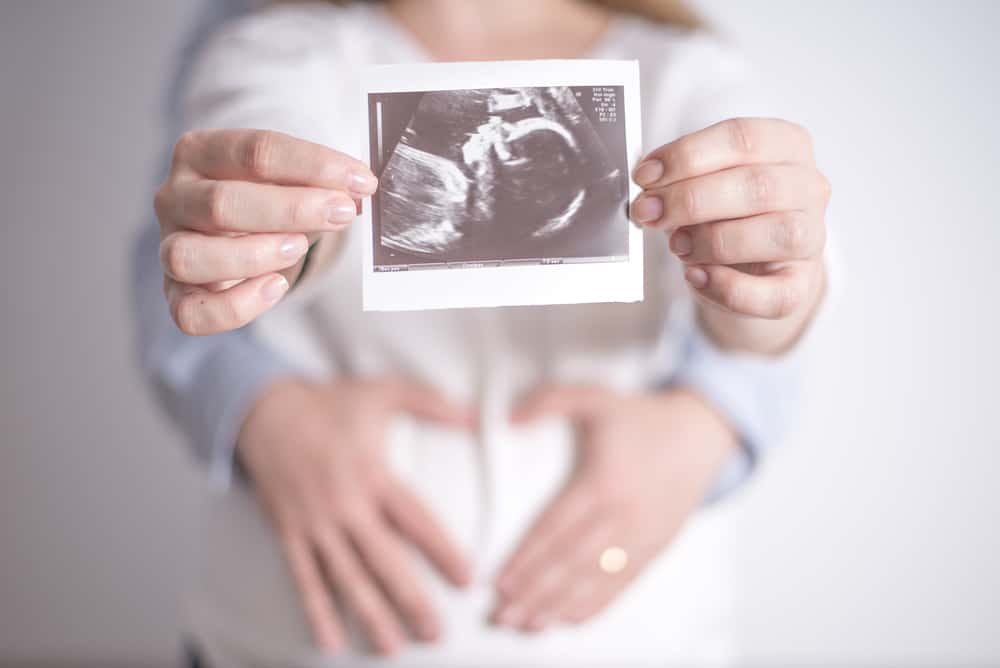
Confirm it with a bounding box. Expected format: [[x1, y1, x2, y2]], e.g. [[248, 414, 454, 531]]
[[385, 379, 477, 429], [510, 384, 609, 425]]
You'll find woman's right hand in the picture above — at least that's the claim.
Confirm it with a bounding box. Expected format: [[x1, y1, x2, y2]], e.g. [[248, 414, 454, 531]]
[[154, 129, 378, 335], [237, 377, 475, 656]]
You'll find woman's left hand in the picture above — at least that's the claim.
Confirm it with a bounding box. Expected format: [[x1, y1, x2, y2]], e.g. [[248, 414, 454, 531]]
[[491, 385, 737, 632], [630, 118, 830, 320]]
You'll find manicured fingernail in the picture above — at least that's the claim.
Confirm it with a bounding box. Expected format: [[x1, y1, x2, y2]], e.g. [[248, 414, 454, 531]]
[[326, 200, 357, 225], [261, 275, 288, 303], [685, 266, 708, 289], [279, 235, 308, 259], [349, 170, 378, 196], [631, 196, 663, 224], [670, 229, 692, 256], [633, 159, 664, 187]]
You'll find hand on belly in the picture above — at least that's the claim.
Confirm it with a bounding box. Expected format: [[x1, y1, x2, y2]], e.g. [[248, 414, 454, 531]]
[[236, 377, 476, 657], [491, 384, 739, 632]]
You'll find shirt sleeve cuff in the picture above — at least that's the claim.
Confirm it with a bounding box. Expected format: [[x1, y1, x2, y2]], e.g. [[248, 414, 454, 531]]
[[186, 334, 296, 489], [668, 320, 802, 503]]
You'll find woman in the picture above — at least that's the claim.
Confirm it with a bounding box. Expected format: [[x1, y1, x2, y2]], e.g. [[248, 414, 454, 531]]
[[150, 0, 829, 665]]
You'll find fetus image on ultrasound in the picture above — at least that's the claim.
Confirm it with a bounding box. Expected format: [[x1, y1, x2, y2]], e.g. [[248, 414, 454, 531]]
[[370, 86, 629, 269]]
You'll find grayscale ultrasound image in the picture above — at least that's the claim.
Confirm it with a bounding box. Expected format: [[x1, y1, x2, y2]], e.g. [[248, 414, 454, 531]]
[[368, 86, 629, 270]]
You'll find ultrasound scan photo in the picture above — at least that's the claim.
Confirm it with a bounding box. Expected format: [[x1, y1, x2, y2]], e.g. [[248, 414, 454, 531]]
[[369, 85, 629, 270]]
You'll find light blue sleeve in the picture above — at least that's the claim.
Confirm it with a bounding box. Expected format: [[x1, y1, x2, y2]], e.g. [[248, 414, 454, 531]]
[[668, 318, 802, 504], [131, 222, 295, 488], [130, 0, 295, 488]]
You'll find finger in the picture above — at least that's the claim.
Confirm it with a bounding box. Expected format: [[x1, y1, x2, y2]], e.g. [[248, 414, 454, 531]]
[[632, 118, 814, 189], [557, 575, 620, 626], [348, 515, 442, 642], [175, 128, 378, 195], [281, 535, 345, 652], [552, 540, 647, 627], [170, 179, 358, 233], [555, 538, 646, 626], [314, 526, 406, 656], [553, 577, 604, 626], [557, 557, 646, 626], [201, 278, 244, 292], [499, 515, 615, 632], [668, 210, 825, 266], [631, 163, 828, 229], [495, 480, 594, 600], [382, 482, 471, 588], [510, 384, 608, 425], [164, 273, 288, 336], [683, 261, 817, 319], [496, 560, 571, 633], [385, 380, 477, 429], [160, 230, 309, 284]]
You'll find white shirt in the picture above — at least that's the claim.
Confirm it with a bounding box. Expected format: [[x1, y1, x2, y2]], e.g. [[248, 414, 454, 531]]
[[175, 3, 795, 666]]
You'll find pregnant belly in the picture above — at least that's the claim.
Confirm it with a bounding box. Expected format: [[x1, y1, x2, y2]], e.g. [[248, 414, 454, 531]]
[[184, 419, 734, 666]]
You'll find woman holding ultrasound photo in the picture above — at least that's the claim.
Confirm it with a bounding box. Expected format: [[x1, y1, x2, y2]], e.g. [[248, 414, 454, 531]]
[[137, 0, 830, 665]]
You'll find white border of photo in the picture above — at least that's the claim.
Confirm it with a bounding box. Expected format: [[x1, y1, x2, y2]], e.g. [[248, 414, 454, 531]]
[[360, 59, 643, 312]]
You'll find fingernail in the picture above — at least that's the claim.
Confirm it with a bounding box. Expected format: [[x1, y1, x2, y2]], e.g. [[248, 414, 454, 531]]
[[633, 159, 664, 187], [685, 266, 708, 289], [260, 274, 289, 303], [670, 229, 692, 256], [349, 170, 378, 196], [497, 606, 522, 627], [279, 235, 309, 259], [418, 619, 440, 642], [526, 614, 550, 632], [326, 199, 357, 225], [455, 565, 473, 588], [377, 638, 400, 657], [631, 196, 663, 224]]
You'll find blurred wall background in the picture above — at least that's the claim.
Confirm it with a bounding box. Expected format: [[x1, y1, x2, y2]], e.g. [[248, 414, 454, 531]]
[[1, 1, 997, 666]]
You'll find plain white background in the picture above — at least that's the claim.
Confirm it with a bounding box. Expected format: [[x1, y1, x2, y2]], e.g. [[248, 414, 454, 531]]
[[1, 1, 998, 665]]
